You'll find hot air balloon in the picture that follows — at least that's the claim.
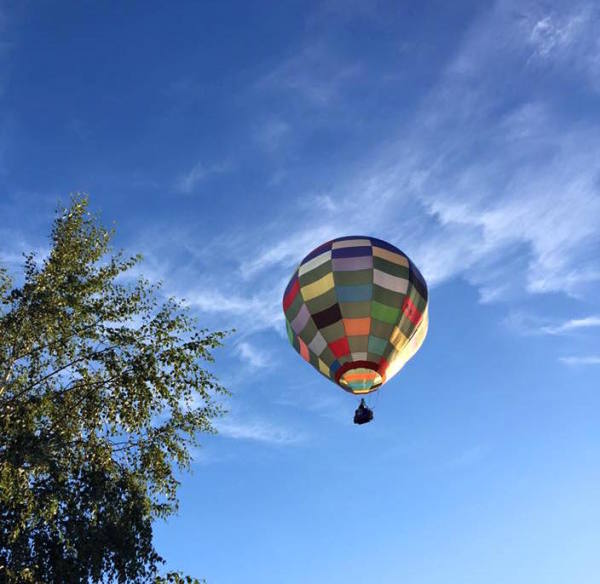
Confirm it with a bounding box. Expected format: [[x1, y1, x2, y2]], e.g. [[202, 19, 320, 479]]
[[282, 236, 428, 424]]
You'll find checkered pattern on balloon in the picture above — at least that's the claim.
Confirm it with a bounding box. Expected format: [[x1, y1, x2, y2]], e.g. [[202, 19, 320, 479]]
[[283, 236, 429, 394]]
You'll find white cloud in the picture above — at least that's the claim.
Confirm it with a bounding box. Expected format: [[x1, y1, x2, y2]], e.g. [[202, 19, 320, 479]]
[[175, 160, 231, 194], [239, 224, 338, 280], [185, 289, 262, 315], [529, 13, 585, 59], [0, 229, 51, 273], [188, 446, 218, 465], [559, 355, 600, 366], [505, 312, 600, 336], [386, 6, 600, 298], [259, 42, 362, 106], [184, 288, 284, 335], [0, 249, 25, 266], [417, 142, 600, 297], [309, 194, 337, 213], [214, 416, 306, 444], [118, 0, 600, 347], [233, 1, 599, 311], [542, 316, 600, 335], [116, 229, 289, 340], [236, 341, 270, 369], [399, 4, 600, 295], [525, 3, 600, 89]]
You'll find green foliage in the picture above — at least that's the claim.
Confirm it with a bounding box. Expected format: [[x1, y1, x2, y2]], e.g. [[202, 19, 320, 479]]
[[155, 572, 206, 584], [0, 196, 228, 583]]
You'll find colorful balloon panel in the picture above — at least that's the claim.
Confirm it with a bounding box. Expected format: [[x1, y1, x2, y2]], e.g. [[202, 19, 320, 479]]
[[282, 236, 428, 395]]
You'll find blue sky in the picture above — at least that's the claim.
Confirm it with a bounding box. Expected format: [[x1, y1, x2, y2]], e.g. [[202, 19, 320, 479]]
[[1, 1, 600, 582]]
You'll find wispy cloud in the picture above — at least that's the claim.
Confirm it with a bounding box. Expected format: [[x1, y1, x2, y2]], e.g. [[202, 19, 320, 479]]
[[121, 0, 600, 346], [382, 6, 599, 298], [0, 229, 52, 271], [238, 0, 600, 312], [559, 355, 600, 366], [118, 231, 286, 339], [528, 12, 586, 59], [258, 42, 362, 106], [542, 316, 600, 335], [505, 313, 600, 336], [188, 445, 222, 466], [215, 416, 306, 445], [525, 3, 600, 90], [235, 341, 270, 369], [239, 224, 339, 281], [175, 160, 231, 194], [184, 288, 284, 335]]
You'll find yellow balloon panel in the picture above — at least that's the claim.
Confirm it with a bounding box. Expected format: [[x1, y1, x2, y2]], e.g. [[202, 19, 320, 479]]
[[385, 307, 429, 380]]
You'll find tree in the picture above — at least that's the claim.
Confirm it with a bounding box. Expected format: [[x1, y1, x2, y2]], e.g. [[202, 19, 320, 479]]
[[0, 196, 228, 583]]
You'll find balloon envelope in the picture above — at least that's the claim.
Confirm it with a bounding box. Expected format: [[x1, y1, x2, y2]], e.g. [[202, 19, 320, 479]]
[[282, 236, 428, 394]]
